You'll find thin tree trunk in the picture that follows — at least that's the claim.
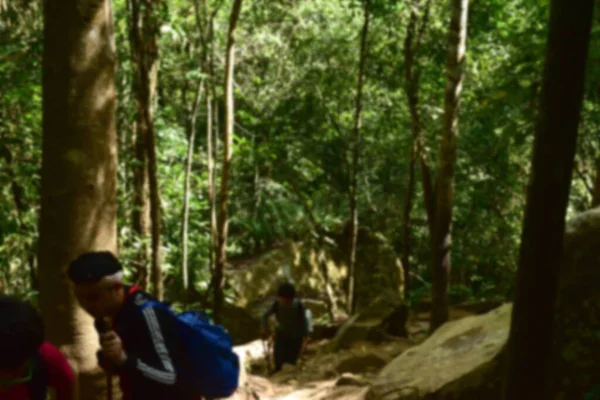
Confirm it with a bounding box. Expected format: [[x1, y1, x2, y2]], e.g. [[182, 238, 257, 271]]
[[131, 0, 163, 300], [209, 24, 219, 277], [592, 157, 600, 207], [207, 86, 216, 275], [182, 79, 204, 292], [214, 0, 243, 323], [402, 145, 416, 292], [131, 118, 151, 287], [347, 0, 371, 316], [421, 157, 436, 235], [39, 0, 117, 397], [503, 0, 594, 397], [429, 0, 469, 333], [195, 0, 220, 278], [252, 133, 261, 221], [402, 0, 431, 293], [146, 90, 162, 301], [129, 0, 150, 288]]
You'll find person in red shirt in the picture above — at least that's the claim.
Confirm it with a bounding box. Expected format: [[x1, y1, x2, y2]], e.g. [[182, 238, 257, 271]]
[[0, 296, 76, 400]]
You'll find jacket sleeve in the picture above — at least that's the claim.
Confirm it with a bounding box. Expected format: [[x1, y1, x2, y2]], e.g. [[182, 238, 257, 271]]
[[261, 301, 277, 330], [119, 305, 179, 387]]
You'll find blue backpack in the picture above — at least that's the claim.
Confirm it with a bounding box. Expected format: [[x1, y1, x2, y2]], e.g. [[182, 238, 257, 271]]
[[139, 301, 240, 398]]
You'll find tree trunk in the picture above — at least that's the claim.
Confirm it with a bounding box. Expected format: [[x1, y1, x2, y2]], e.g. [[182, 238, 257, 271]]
[[207, 85, 216, 275], [214, 0, 243, 324], [195, 0, 220, 278], [402, 145, 416, 292], [131, 0, 163, 300], [131, 122, 151, 287], [592, 157, 600, 207], [429, 0, 469, 333], [503, 0, 594, 398], [210, 51, 219, 280], [146, 89, 162, 301], [39, 0, 117, 398], [347, 0, 371, 316], [182, 79, 204, 292], [402, 0, 431, 293], [252, 133, 261, 222], [128, 0, 151, 289]]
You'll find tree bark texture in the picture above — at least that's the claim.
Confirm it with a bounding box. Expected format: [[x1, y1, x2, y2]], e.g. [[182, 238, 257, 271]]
[[429, 0, 469, 333], [182, 80, 204, 291], [130, 0, 163, 300], [40, 0, 118, 397], [503, 0, 594, 398], [128, 0, 151, 288]]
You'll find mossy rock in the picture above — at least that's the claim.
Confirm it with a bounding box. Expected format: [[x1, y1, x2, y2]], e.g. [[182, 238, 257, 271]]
[[549, 208, 600, 399], [367, 304, 511, 400]]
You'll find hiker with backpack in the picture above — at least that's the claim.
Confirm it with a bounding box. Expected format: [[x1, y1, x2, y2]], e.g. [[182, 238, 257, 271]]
[[260, 283, 310, 373], [0, 295, 75, 400], [68, 251, 239, 400]]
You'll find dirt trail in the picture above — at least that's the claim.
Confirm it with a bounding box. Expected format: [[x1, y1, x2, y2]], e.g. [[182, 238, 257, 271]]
[[233, 303, 495, 400]]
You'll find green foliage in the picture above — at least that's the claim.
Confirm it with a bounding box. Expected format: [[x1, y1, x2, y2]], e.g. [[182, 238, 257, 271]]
[[1, 0, 599, 306]]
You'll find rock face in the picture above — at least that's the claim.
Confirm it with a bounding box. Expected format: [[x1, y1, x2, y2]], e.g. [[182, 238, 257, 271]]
[[549, 208, 600, 399], [226, 242, 346, 322], [328, 295, 408, 352], [226, 230, 405, 328], [361, 209, 600, 400], [221, 304, 262, 345], [331, 226, 405, 313], [368, 304, 511, 400]]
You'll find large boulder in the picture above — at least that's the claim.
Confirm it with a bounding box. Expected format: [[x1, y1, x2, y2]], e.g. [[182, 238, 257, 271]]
[[226, 242, 346, 322], [221, 304, 262, 345], [328, 296, 408, 352], [226, 230, 405, 323], [332, 226, 405, 312], [368, 304, 511, 400], [549, 208, 600, 399]]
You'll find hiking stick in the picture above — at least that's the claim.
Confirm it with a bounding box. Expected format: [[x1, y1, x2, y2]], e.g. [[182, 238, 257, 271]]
[[95, 319, 113, 400], [262, 338, 272, 375]]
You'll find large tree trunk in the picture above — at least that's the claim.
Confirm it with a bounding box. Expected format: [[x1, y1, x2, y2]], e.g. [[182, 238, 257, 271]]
[[214, 0, 243, 323], [39, 0, 117, 398], [503, 0, 594, 398], [347, 0, 371, 315], [182, 80, 204, 292], [429, 0, 469, 333], [131, 0, 163, 300]]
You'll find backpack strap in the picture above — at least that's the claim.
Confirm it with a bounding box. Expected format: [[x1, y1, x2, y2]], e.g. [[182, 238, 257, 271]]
[[29, 351, 48, 400], [139, 299, 170, 314]]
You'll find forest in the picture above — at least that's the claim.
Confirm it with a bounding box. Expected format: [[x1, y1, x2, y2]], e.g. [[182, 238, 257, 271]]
[[1, 0, 600, 398]]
